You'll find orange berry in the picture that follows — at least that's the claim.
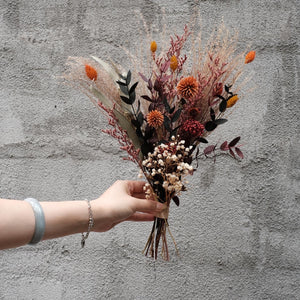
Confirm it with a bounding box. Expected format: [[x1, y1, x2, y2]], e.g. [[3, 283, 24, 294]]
[[150, 41, 157, 53], [245, 51, 256, 64], [227, 95, 239, 108], [170, 55, 178, 71], [85, 64, 97, 81]]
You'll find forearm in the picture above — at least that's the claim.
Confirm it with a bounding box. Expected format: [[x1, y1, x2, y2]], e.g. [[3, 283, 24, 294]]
[[0, 199, 89, 250]]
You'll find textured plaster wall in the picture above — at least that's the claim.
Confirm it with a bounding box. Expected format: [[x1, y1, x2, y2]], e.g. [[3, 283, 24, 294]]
[[0, 0, 299, 299]]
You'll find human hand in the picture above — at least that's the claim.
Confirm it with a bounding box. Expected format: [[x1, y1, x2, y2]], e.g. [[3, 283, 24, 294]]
[[90, 180, 164, 232]]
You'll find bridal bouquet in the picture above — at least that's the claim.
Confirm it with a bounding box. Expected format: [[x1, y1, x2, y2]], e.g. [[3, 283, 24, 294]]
[[63, 22, 255, 260]]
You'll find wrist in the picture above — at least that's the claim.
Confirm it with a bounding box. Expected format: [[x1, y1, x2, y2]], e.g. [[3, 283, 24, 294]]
[[40, 200, 90, 240]]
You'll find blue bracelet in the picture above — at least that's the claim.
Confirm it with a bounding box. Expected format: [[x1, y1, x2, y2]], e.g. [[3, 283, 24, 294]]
[[24, 198, 46, 245]]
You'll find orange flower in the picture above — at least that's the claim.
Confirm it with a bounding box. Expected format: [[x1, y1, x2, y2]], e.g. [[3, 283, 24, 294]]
[[177, 76, 199, 100], [146, 110, 164, 128], [245, 51, 256, 64], [150, 41, 157, 53], [85, 64, 97, 81], [170, 55, 178, 71], [227, 95, 239, 108]]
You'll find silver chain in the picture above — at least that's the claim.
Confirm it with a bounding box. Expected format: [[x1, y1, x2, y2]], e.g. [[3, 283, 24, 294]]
[[81, 199, 94, 248]]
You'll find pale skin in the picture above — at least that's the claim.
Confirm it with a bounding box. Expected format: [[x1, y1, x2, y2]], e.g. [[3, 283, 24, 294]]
[[0, 180, 164, 250]]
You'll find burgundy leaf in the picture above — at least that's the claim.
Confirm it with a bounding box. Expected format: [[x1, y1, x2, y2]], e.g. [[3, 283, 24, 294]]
[[160, 75, 172, 82], [220, 141, 228, 151], [235, 147, 244, 159], [138, 72, 148, 82], [148, 78, 153, 90], [229, 148, 236, 158], [161, 61, 170, 72], [204, 145, 216, 155], [228, 136, 241, 148], [141, 95, 152, 102]]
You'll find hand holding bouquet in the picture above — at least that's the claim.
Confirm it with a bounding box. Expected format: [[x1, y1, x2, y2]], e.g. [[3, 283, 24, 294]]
[[63, 21, 255, 260]]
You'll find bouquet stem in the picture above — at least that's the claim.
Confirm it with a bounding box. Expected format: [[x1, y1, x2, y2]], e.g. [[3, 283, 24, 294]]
[[143, 217, 178, 261]]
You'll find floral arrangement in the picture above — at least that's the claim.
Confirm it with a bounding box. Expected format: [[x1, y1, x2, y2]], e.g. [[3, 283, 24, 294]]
[[63, 21, 255, 260]]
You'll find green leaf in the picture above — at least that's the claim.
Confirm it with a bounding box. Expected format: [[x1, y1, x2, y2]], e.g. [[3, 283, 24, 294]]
[[141, 95, 152, 102], [119, 84, 128, 95], [225, 84, 232, 93], [214, 118, 227, 125], [129, 82, 138, 94], [164, 115, 171, 131], [172, 196, 180, 206], [137, 99, 141, 113], [116, 80, 127, 86], [169, 106, 175, 114], [120, 95, 133, 105], [219, 100, 227, 112], [210, 108, 215, 121], [163, 97, 171, 113], [137, 112, 144, 126], [198, 137, 208, 143], [205, 121, 217, 131], [129, 90, 136, 103], [126, 70, 131, 85], [171, 109, 181, 122]]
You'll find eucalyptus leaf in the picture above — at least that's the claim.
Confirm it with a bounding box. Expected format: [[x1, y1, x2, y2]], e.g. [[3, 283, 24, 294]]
[[219, 100, 227, 112], [171, 109, 181, 122], [205, 121, 217, 131], [163, 97, 171, 113], [120, 95, 133, 105], [164, 115, 171, 131], [214, 118, 227, 125], [129, 82, 138, 94], [126, 70, 132, 85]]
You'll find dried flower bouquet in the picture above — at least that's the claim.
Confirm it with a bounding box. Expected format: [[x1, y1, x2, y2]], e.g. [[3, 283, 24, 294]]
[[63, 21, 255, 260]]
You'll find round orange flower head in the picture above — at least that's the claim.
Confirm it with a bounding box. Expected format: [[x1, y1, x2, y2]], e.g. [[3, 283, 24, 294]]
[[146, 110, 164, 128], [150, 41, 157, 53], [170, 55, 178, 71], [245, 51, 256, 64], [227, 95, 239, 108], [177, 76, 199, 100], [85, 64, 97, 81]]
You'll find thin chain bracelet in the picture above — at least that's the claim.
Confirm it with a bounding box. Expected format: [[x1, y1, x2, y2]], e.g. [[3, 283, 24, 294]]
[[81, 199, 94, 248]]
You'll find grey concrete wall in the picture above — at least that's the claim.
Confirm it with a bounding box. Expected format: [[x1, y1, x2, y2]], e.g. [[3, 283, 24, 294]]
[[0, 0, 299, 299]]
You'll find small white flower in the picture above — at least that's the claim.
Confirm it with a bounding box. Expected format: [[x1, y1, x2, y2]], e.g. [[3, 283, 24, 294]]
[[158, 159, 164, 166]]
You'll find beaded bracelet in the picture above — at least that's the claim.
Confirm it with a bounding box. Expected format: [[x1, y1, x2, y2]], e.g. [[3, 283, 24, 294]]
[[81, 199, 94, 248]]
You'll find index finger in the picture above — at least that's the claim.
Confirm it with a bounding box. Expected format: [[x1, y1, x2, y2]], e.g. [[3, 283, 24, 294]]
[[126, 180, 147, 196]]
